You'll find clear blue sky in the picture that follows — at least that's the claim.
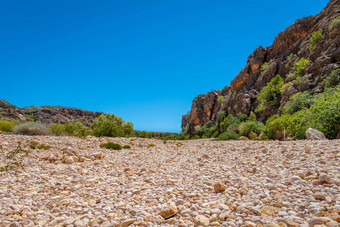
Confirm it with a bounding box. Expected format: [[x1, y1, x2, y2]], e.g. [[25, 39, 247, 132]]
[[0, 0, 327, 132]]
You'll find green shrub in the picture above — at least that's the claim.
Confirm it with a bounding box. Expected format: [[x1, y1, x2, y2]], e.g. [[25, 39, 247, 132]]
[[122, 145, 131, 149], [221, 114, 241, 132], [49, 122, 90, 137], [207, 123, 219, 138], [92, 114, 134, 137], [309, 30, 323, 51], [323, 69, 340, 88], [256, 75, 284, 112], [294, 58, 311, 76], [261, 62, 269, 73], [248, 112, 257, 121], [0, 120, 16, 132], [309, 85, 340, 139], [217, 96, 226, 104], [49, 124, 66, 136], [100, 142, 122, 150], [287, 109, 312, 139], [135, 130, 153, 138], [29, 141, 39, 149], [13, 122, 49, 135], [264, 115, 291, 140], [239, 120, 264, 137], [37, 144, 50, 150], [283, 91, 314, 114], [217, 110, 226, 120], [328, 15, 340, 31], [217, 132, 239, 140]]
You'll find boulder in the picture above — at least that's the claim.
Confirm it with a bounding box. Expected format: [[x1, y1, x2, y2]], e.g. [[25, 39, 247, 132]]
[[306, 128, 326, 140]]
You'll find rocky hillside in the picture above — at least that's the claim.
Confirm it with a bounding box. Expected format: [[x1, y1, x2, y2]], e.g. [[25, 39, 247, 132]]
[[182, 0, 340, 135], [0, 100, 103, 127]]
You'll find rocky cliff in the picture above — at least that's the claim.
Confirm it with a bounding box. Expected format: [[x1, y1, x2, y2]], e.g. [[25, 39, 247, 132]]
[[0, 100, 103, 127], [182, 0, 340, 135]]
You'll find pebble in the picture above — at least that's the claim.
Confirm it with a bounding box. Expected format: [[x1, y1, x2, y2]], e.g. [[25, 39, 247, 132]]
[[0, 135, 338, 226]]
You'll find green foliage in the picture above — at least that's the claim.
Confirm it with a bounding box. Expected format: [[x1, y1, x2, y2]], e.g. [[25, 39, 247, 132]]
[[261, 62, 269, 72], [293, 58, 311, 76], [100, 142, 122, 150], [0, 120, 16, 132], [0, 113, 2, 119], [49, 122, 91, 137], [256, 75, 284, 112], [248, 112, 256, 121], [49, 124, 66, 136], [217, 96, 226, 104], [264, 115, 291, 140], [264, 85, 340, 140], [0, 142, 27, 172], [328, 15, 340, 31], [309, 85, 340, 139], [220, 114, 241, 132], [239, 120, 264, 137], [323, 69, 340, 88], [283, 91, 314, 114], [14, 122, 49, 135], [217, 110, 226, 120], [309, 30, 323, 51], [217, 132, 239, 140], [37, 144, 50, 150], [122, 145, 131, 149], [29, 141, 39, 149], [287, 109, 312, 139], [92, 114, 134, 137], [135, 130, 153, 138]]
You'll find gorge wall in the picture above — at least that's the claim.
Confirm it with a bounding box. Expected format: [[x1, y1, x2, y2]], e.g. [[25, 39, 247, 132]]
[[182, 0, 340, 135]]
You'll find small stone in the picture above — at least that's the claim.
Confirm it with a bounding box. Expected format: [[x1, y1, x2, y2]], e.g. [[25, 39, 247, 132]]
[[261, 206, 280, 218], [250, 162, 256, 166], [214, 182, 226, 193], [121, 218, 136, 227], [319, 173, 332, 184], [264, 222, 280, 227], [194, 215, 210, 227], [88, 199, 96, 207], [159, 204, 177, 219], [308, 217, 333, 227]]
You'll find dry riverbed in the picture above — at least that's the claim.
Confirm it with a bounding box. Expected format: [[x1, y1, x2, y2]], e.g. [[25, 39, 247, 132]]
[[0, 135, 339, 227]]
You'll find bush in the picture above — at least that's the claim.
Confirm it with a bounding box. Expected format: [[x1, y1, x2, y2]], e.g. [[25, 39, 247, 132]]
[[264, 115, 291, 140], [92, 114, 134, 137], [122, 145, 131, 149], [217, 132, 239, 140], [309, 85, 340, 139], [283, 91, 314, 114], [287, 109, 312, 139], [328, 15, 340, 31], [323, 69, 340, 88], [13, 122, 49, 135], [239, 120, 264, 137], [100, 142, 122, 150], [0, 120, 16, 132], [49, 122, 91, 137], [256, 75, 284, 112], [248, 112, 257, 121], [261, 62, 269, 73], [217, 110, 226, 120], [309, 30, 323, 51], [49, 124, 66, 136], [135, 130, 152, 138], [294, 58, 311, 76], [217, 96, 226, 104]]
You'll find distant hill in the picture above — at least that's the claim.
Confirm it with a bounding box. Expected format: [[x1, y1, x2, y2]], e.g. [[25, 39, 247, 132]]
[[0, 100, 103, 127]]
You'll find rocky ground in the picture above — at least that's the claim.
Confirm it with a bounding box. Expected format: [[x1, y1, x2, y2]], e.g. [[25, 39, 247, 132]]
[[0, 135, 339, 227]]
